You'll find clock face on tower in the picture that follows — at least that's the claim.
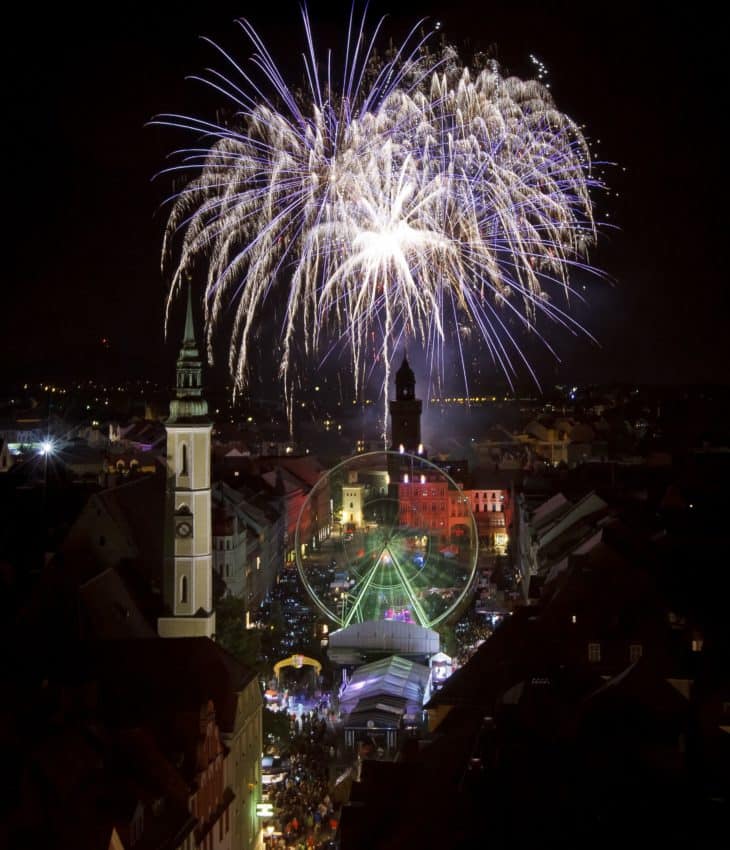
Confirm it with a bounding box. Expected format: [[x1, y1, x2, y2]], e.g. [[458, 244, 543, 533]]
[[176, 520, 193, 538]]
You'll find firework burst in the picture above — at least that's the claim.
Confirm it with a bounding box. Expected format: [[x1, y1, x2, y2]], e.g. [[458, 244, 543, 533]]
[[156, 7, 605, 424]]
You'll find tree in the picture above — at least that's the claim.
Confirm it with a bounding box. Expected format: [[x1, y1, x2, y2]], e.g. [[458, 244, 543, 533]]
[[261, 599, 287, 661], [262, 706, 291, 746], [437, 621, 458, 656], [216, 595, 266, 674]]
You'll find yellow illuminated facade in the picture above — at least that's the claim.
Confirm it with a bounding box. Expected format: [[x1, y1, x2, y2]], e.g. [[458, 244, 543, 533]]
[[341, 484, 365, 527]]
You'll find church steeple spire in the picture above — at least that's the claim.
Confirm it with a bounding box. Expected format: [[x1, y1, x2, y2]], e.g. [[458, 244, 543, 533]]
[[168, 284, 209, 423], [390, 351, 422, 452], [182, 281, 197, 352], [395, 352, 416, 401]]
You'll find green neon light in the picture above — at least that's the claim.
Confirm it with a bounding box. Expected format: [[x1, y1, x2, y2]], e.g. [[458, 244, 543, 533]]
[[342, 559, 381, 627], [388, 545, 430, 626]]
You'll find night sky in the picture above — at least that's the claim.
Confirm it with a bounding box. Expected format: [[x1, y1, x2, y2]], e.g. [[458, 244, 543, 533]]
[[6, 1, 725, 393]]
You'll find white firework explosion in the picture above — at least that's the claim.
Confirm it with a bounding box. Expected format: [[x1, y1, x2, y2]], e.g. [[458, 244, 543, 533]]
[[156, 7, 605, 424]]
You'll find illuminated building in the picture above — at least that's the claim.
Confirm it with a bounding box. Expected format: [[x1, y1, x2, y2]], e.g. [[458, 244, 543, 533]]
[[342, 482, 365, 528], [158, 287, 215, 639]]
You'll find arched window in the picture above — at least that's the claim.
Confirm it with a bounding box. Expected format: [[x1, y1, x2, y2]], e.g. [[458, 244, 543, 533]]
[[180, 443, 188, 476], [180, 575, 188, 604]]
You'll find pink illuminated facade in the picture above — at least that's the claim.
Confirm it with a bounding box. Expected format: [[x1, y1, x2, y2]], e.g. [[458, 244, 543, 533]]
[[397, 476, 511, 544]]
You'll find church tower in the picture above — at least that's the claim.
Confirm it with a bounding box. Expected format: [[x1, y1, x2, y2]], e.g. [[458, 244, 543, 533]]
[[389, 354, 422, 453], [158, 286, 215, 639]]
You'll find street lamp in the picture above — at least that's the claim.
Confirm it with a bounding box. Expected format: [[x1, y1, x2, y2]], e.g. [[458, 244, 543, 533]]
[[40, 439, 55, 484], [39, 439, 55, 516]]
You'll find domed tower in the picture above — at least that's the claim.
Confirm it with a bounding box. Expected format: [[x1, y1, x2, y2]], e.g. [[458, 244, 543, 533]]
[[389, 354, 422, 454], [158, 285, 215, 639]]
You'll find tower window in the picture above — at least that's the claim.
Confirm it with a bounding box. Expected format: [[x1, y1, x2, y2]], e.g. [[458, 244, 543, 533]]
[[180, 443, 188, 477], [180, 575, 188, 604]]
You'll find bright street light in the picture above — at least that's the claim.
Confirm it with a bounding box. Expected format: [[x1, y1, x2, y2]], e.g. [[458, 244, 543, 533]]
[[39, 438, 55, 519]]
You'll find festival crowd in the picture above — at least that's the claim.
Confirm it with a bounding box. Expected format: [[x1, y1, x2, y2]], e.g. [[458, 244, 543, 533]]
[[264, 706, 342, 850]]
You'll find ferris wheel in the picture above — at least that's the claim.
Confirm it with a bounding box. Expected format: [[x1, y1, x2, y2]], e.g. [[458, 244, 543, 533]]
[[295, 451, 478, 629]]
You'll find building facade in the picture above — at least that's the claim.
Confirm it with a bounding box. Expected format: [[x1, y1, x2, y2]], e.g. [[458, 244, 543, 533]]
[[342, 483, 365, 529], [212, 497, 248, 599]]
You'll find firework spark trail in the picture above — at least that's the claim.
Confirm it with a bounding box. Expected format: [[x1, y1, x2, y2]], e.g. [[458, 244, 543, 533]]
[[155, 6, 606, 428]]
